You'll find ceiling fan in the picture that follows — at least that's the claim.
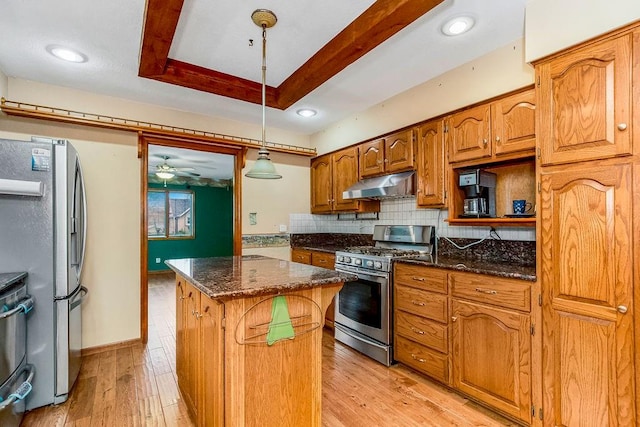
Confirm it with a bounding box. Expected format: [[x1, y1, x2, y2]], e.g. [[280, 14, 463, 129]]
[[154, 156, 200, 179]]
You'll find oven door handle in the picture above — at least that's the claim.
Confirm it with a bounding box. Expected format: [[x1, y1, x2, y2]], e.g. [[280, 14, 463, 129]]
[[334, 323, 389, 350], [335, 268, 388, 281]]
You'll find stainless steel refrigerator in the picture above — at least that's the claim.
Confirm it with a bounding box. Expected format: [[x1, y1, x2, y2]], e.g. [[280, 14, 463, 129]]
[[0, 137, 88, 410]]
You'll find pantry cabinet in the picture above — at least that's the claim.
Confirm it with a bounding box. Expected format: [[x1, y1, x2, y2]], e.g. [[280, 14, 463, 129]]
[[536, 32, 632, 166], [447, 88, 535, 164], [450, 272, 532, 424], [310, 147, 379, 214], [416, 119, 446, 207], [359, 129, 415, 178], [535, 22, 639, 426]]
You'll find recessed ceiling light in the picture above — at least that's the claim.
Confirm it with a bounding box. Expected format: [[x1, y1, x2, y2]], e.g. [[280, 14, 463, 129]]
[[46, 45, 88, 63], [441, 16, 475, 36], [296, 109, 317, 118]]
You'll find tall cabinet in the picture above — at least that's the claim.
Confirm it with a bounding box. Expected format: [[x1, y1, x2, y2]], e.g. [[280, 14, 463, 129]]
[[535, 22, 639, 426]]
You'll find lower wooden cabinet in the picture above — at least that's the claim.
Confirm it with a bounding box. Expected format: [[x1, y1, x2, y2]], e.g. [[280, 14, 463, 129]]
[[291, 248, 337, 328]]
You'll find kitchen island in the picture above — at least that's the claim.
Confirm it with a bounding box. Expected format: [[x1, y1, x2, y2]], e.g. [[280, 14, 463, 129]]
[[165, 255, 355, 427]]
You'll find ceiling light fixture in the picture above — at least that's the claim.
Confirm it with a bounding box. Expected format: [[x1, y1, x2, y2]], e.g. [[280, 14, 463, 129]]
[[245, 9, 282, 180], [155, 171, 175, 180], [296, 109, 317, 118], [441, 16, 475, 36], [46, 45, 88, 63]]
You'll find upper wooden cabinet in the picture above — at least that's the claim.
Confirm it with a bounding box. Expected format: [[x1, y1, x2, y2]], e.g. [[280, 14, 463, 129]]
[[359, 129, 415, 178], [536, 33, 633, 166], [416, 119, 446, 207], [447, 88, 536, 164], [311, 147, 379, 214]]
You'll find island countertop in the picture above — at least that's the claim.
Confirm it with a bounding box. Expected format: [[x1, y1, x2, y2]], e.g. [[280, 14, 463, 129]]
[[165, 255, 357, 299]]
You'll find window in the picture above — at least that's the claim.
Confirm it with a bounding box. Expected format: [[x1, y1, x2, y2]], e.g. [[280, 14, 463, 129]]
[[148, 190, 194, 239]]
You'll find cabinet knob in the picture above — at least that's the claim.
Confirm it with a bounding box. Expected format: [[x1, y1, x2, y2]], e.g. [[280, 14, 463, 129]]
[[451, 316, 458, 322], [617, 305, 628, 314], [495, 136, 501, 143], [617, 123, 628, 131]]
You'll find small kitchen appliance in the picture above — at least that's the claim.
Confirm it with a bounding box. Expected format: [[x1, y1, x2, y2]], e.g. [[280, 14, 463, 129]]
[[458, 169, 497, 218], [333, 225, 435, 366]]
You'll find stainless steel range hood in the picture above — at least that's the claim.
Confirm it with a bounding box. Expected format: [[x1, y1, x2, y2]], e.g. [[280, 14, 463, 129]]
[[342, 171, 415, 200]]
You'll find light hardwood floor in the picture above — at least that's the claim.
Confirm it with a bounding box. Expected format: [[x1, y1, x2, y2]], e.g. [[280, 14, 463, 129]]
[[22, 272, 516, 426]]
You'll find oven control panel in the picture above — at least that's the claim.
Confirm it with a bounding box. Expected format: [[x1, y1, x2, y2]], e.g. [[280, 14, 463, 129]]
[[336, 254, 389, 272]]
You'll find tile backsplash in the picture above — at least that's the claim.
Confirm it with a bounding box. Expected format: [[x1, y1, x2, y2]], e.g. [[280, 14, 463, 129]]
[[289, 197, 535, 241]]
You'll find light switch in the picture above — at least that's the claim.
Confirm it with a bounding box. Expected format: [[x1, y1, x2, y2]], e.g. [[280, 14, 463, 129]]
[[279, 224, 287, 232], [249, 212, 257, 225]]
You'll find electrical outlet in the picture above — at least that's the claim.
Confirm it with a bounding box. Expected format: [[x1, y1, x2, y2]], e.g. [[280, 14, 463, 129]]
[[249, 212, 257, 225], [155, 258, 161, 263], [279, 224, 287, 232]]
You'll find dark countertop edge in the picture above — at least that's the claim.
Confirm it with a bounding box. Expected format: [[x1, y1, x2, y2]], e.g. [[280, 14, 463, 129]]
[[394, 258, 537, 282], [166, 261, 357, 300], [0, 272, 28, 291], [293, 246, 343, 254]]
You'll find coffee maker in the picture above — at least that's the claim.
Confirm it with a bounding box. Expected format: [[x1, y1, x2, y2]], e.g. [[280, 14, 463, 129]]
[[458, 169, 497, 217]]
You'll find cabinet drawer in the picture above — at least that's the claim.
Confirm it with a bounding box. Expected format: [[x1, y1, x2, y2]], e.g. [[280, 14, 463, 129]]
[[394, 264, 448, 294], [311, 252, 335, 268], [396, 285, 447, 323], [291, 249, 311, 264], [451, 272, 531, 312], [395, 336, 449, 385], [395, 310, 448, 353]]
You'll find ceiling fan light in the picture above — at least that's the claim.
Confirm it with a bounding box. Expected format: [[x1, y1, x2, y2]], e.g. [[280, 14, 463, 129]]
[[156, 171, 175, 179]]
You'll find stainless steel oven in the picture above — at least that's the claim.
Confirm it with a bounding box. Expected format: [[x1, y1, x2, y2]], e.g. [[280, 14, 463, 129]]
[[333, 225, 434, 366]]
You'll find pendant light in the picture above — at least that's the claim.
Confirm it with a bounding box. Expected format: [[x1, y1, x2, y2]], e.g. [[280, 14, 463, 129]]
[[245, 9, 282, 179]]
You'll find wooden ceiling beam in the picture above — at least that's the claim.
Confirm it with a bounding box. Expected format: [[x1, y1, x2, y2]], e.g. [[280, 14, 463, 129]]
[[276, 0, 444, 109], [138, 0, 443, 109], [138, 0, 185, 76]]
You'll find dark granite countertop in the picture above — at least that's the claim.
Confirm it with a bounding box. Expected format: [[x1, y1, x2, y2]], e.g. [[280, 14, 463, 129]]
[[294, 246, 344, 254], [165, 255, 357, 299], [0, 272, 27, 294], [395, 256, 536, 281]]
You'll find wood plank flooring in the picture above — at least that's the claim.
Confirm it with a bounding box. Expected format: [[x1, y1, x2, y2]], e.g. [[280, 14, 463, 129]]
[[22, 272, 516, 426]]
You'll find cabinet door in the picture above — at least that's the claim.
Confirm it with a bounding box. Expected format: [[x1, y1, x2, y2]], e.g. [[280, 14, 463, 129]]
[[359, 139, 385, 178], [310, 154, 333, 213], [184, 282, 200, 417], [537, 34, 632, 166], [416, 120, 445, 207], [384, 129, 415, 173], [199, 296, 224, 427], [447, 104, 491, 163], [175, 277, 188, 396], [332, 147, 361, 212], [492, 89, 536, 157], [452, 299, 531, 423], [540, 163, 635, 426]]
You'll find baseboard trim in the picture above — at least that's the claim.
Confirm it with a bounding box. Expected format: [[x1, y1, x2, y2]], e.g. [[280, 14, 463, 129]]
[[81, 338, 143, 356]]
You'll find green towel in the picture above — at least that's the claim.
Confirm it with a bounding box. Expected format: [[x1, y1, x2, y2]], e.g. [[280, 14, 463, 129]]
[[266, 296, 295, 345]]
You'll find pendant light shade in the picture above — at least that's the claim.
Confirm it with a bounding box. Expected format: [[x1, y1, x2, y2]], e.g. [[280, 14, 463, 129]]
[[245, 9, 282, 180]]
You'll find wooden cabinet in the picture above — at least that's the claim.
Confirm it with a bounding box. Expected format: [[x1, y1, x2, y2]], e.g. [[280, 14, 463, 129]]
[[539, 163, 635, 426], [536, 33, 632, 166], [291, 248, 337, 328], [416, 119, 446, 207], [359, 129, 415, 178], [176, 278, 224, 426], [450, 272, 532, 424], [447, 88, 535, 164], [393, 264, 450, 385], [310, 147, 379, 214], [535, 23, 639, 426]]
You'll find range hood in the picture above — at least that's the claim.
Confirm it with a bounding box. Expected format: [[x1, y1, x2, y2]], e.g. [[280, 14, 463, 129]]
[[342, 171, 415, 200]]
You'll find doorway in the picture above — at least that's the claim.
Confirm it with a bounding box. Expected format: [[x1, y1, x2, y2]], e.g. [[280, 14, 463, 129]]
[[139, 134, 245, 343]]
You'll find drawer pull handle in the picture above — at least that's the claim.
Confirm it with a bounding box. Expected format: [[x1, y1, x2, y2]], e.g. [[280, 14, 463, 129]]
[[411, 354, 426, 363], [411, 277, 426, 282], [475, 288, 497, 295], [451, 316, 458, 322], [410, 327, 425, 335], [411, 300, 426, 307], [319, 259, 326, 263]]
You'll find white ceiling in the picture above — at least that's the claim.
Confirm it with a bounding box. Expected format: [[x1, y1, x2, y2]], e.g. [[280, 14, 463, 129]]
[[0, 0, 526, 135]]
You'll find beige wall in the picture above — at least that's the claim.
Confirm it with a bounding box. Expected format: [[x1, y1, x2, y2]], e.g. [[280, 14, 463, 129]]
[[1, 79, 312, 348], [525, 0, 640, 62], [310, 39, 534, 154], [0, 118, 140, 348], [0, 69, 7, 98]]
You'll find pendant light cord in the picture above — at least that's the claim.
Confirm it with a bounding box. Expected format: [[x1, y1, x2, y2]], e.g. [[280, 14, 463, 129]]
[[261, 25, 267, 148]]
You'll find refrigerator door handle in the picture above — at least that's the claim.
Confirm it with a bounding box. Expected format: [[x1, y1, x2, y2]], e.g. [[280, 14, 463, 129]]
[[71, 155, 87, 279]]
